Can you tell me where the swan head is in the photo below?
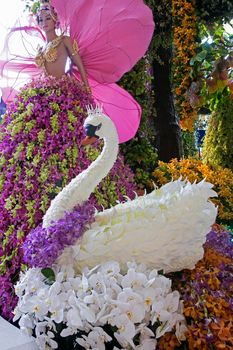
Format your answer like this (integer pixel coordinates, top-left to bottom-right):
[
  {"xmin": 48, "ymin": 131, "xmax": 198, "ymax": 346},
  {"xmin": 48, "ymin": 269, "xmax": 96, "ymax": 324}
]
[{"xmin": 82, "ymin": 105, "xmax": 118, "ymax": 145}]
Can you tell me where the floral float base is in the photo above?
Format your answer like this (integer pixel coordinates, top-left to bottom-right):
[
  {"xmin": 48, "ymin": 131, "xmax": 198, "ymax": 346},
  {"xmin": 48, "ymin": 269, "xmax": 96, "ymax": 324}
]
[{"xmin": 14, "ymin": 261, "xmax": 187, "ymax": 350}]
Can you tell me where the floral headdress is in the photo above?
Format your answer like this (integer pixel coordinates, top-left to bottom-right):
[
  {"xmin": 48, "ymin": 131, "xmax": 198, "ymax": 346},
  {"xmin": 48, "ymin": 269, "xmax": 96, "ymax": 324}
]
[{"xmin": 29, "ymin": 0, "xmax": 59, "ymax": 27}]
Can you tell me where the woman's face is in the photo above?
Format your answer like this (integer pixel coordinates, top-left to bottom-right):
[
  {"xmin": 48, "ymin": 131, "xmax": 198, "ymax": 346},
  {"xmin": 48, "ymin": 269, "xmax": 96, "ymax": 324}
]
[{"xmin": 38, "ymin": 10, "xmax": 56, "ymax": 33}]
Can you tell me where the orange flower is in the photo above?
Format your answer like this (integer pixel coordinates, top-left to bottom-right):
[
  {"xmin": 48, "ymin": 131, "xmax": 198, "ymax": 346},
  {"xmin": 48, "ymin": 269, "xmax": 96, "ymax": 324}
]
[
  {"xmin": 157, "ymin": 332, "xmax": 181, "ymax": 350},
  {"xmin": 210, "ymin": 320, "xmax": 233, "ymax": 342},
  {"xmin": 172, "ymin": 0, "xmax": 198, "ymax": 131}
]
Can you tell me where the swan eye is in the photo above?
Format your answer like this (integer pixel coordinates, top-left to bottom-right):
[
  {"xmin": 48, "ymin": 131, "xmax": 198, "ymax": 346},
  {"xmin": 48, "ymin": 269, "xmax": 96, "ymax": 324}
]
[{"xmin": 84, "ymin": 123, "xmax": 102, "ymax": 137}]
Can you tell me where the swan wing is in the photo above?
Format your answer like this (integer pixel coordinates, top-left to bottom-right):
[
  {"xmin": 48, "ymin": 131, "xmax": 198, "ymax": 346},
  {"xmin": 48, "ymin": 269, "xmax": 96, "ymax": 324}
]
[{"xmin": 58, "ymin": 180, "xmax": 217, "ymax": 273}]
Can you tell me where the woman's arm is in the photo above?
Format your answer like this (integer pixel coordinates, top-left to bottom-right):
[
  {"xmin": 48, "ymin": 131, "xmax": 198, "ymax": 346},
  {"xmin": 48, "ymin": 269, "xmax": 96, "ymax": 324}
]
[{"xmin": 63, "ymin": 36, "xmax": 91, "ymax": 93}]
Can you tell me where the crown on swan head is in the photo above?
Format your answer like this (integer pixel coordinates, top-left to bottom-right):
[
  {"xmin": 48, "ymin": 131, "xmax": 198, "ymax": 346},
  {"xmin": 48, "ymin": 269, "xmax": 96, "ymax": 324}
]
[{"xmin": 86, "ymin": 104, "xmax": 103, "ymax": 116}]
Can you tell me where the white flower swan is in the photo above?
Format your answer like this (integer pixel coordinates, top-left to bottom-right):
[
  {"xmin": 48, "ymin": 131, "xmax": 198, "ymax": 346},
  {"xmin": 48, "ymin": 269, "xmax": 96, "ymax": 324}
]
[{"xmin": 43, "ymin": 106, "xmax": 217, "ymax": 273}]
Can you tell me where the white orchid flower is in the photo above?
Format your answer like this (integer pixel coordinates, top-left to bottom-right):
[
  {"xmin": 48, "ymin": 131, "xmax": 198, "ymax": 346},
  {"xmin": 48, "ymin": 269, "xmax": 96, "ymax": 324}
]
[
  {"xmin": 46, "ymin": 331, "xmax": 58, "ymax": 349},
  {"xmin": 18, "ymin": 313, "xmax": 34, "ymax": 331},
  {"xmin": 83, "ymin": 290, "xmax": 101, "ymax": 306},
  {"xmin": 155, "ymin": 321, "xmax": 173, "ymax": 338},
  {"xmin": 114, "ymin": 331, "xmax": 135, "ymax": 349},
  {"xmin": 116, "ymin": 288, "xmax": 146, "ymax": 323},
  {"xmin": 60, "ymin": 326, "xmax": 77, "ymax": 337},
  {"xmin": 13, "ymin": 305, "xmax": 23, "ymax": 322},
  {"xmin": 153, "ymin": 275, "xmax": 172, "ymax": 295},
  {"xmin": 135, "ymin": 338, "xmax": 157, "ymax": 350},
  {"xmin": 19, "ymin": 294, "xmax": 49, "ymax": 318},
  {"xmin": 138, "ymin": 286, "xmax": 157, "ymax": 311},
  {"xmin": 60, "ymin": 264, "xmax": 75, "ymax": 279},
  {"xmin": 121, "ymin": 268, "xmax": 147, "ymax": 289},
  {"xmin": 36, "ymin": 332, "xmax": 58, "ymax": 350},
  {"xmin": 48, "ymin": 281, "xmax": 62, "ymax": 296},
  {"xmin": 55, "ymin": 271, "xmax": 64, "ymax": 282},
  {"xmin": 66, "ymin": 307, "xmax": 83, "ymax": 328},
  {"xmin": 89, "ymin": 272, "xmax": 107, "ymax": 293},
  {"xmin": 175, "ymin": 321, "xmax": 188, "ymax": 341},
  {"xmin": 112, "ymin": 314, "xmax": 136, "ymax": 345},
  {"xmin": 49, "ymin": 307, "xmax": 64, "ymax": 324},
  {"xmin": 77, "ymin": 327, "xmax": 112, "ymax": 350},
  {"xmin": 78, "ymin": 302, "xmax": 96, "ymax": 323},
  {"xmin": 152, "ymin": 290, "xmax": 181, "ymax": 324},
  {"xmin": 99, "ymin": 260, "xmax": 121, "ymax": 276},
  {"xmin": 35, "ymin": 320, "xmax": 50, "ymax": 337},
  {"xmin": 134, "ymin": 324, "xmax": 157, "ymax": 349}
]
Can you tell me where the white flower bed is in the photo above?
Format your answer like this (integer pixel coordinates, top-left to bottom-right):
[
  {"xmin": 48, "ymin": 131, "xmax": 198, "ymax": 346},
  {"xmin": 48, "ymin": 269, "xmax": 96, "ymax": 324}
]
[{"xmin": 14, "ymin": 261, "xmax": 187, "ymax": 349}]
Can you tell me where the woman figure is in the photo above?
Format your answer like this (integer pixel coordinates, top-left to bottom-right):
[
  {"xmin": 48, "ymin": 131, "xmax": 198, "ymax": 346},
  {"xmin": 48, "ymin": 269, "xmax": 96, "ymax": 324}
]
[
  {"xmin": 0, "ymin": 0, "xmax": 154, "ymax": 319},
  {"xmin": 35, "ymin": 1, "xmax": 91, "ymax": 91}
]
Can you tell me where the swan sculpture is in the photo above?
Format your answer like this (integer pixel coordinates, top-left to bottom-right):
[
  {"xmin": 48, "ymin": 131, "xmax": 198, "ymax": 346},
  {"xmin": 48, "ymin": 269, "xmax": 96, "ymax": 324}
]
[{"xmin": 38, "ymin": 106, "xmax": 218, "ymax": 273}]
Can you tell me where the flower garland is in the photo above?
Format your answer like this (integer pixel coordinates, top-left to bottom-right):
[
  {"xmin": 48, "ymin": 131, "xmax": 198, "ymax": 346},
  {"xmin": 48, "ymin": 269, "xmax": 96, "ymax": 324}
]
[
  {"xmin": 172, "ymin": 0, "xmax": 198, "ymax": 131},
  {"xmin": 153, "ymin": 158, "xmax": 233, "ymax": 221},
  {"xmin": 23, "ymin": 202, "xmax": 95, "ymax": 268}
]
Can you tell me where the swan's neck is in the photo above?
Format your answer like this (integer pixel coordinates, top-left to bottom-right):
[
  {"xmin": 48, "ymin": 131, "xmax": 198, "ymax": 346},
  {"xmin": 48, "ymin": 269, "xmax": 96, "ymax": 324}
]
[{"xmin": 43, "ymin": 131, "xmax": 119, "ymax": 228}]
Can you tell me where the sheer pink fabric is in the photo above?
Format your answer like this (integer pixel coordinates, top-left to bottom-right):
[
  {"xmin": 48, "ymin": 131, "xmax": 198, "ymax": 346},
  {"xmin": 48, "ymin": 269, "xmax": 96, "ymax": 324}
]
[
  {"xmin": 1, "ymin": 25, "xmax": 44, "ymax": 71},
  {"xmin": 1, "ymin": 1, "xmax": 154, "ymax": 142},
  {"xmin": 52, "ymin": 0, "xmax": 154, "ymax": 84},
  {"xmin": 0, "ymin": 24, "xmax": 44, "ymax": 102},
  {"xmin": 1, "ymin": 87, "xmax": 17, "ymax": 103}
]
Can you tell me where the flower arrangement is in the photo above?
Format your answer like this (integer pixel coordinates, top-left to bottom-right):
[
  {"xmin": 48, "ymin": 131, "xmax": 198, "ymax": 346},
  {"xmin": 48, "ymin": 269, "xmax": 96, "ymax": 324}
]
[
  {"xmin": 14, "ymin": 261, "xmax": 187, "ymax": 350},
  {"xmin": 153, "ymin": 158, "xmax": 233, "ymax": 221},
  {"xmin": 0, "ymin": 75, "xmax": 136, "ymax": 319},
  {"xmin": 172, "ymin": 0, "xmax": 198, "ymax": 131},
  {"xmin": 162, "ymin": 224, "xmax": 233, "ymax": 350}
]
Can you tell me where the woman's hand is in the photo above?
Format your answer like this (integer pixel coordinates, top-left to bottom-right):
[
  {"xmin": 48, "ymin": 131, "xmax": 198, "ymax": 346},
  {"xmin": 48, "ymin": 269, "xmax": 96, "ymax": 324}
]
[{"xmin": 83, "ymin": 84, "xmax": 92, "ymax": 94}]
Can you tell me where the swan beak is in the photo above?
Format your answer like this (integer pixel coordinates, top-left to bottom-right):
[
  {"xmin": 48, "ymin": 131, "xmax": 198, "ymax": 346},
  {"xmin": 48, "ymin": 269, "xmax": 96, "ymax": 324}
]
[{"xmin": 81, "ymin": 136, "xmax": 99, "ymax": 146}]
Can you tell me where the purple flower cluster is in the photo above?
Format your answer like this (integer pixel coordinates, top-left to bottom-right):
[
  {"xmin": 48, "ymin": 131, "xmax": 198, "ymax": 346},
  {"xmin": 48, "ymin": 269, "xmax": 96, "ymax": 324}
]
[
  {"xmin": 204, "ymin": 226, "xmax": 233, "ymax": 260},
  {"xmin": 0, "ymin": 75, "xmax": 136, "ymax": 319},
  {"xmin": 23, "ymin": 202, "xmax": 95, "ymax": 268}
]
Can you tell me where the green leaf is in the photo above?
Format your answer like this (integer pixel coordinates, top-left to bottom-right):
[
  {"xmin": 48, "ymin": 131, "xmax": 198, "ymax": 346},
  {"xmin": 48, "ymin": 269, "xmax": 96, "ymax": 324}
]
[
  {"xmin": 41, "ymin": 268, "xmax": 55, "ymax": 282},
  {"xmin": 196, "ymin": 50, "xmax": 208, "ymax": 62},
  {"xmin": 190, "ymin": 57, "xmax": 196, "ymax": 66}
]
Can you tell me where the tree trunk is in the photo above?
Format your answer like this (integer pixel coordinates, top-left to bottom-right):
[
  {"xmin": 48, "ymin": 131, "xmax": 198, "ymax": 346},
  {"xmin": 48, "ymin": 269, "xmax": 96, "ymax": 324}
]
[
  {"xmin": 151, "ymin": 0, "xmax": 183, "ymax": 162},
  {"xmin": 152, "ymin": 48, "xmax": 183, "ymax": 162}
]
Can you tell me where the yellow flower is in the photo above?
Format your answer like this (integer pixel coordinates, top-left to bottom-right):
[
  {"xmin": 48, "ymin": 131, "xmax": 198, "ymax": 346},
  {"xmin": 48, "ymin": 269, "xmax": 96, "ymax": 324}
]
[{"xmin": 153, "ymin": 158, "xmax": 233, "ymax": 221}]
